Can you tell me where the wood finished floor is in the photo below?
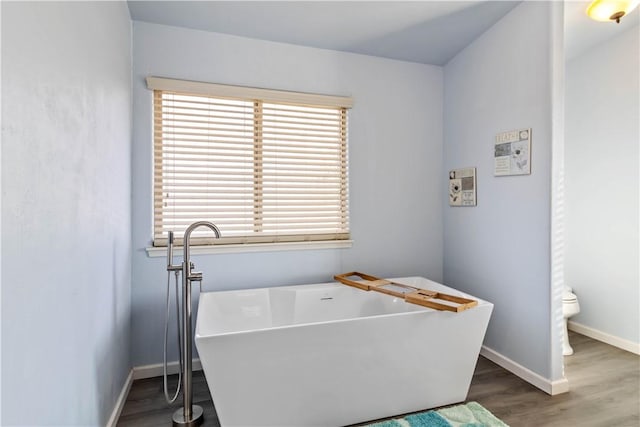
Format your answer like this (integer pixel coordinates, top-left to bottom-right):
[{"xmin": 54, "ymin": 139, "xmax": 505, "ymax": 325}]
[{"xmin": 117, "ymin": 332, "xmax": 639, "ymax": 426}]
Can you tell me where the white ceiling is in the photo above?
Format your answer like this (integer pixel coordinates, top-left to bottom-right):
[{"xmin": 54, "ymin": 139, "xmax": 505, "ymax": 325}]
[
  {"xmin": 127, "ymin": 1, "xmax": 520, "ymax": 65},
  {"xmin": 127, "ymin": 1, "xmax": 640, "ymax": 65}
]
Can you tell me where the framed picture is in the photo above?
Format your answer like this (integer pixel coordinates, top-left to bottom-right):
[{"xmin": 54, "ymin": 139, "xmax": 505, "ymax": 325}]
[
  {"xmin": 494, "ymin": 128, "xmax": 531, "ymax": 176},
  {"xmin": 449, "ymin": 167, "xmax": 476, "ymax": 207}
]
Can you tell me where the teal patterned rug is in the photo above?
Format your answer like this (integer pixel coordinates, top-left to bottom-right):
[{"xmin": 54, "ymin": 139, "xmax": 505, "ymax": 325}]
[{"xmin": 364, "ymin": 402, "xmax": 509, "ymax": 427}]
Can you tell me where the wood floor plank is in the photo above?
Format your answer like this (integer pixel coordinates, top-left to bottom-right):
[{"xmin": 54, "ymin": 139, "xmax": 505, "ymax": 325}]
[{"xmin": 117, "ymin": 332, "xmax": 639, "ymax": 426}]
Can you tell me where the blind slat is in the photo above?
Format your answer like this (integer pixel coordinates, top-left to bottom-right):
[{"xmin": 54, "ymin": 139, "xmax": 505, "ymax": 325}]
[
  {"xmin": 155, "ymin": 165, "xmax": 341, "ymax": 179},
  {"xmin": 155, "ymin": 134, "xmax": 341, "ymax": 146},
  {"xmin": 153, "ymin": 185, "xmax": 345, "ymax": 196},
  {"xmin": 157, "ymin": 139, "xmax": 341, "ymax": 151},
  {"xmin": 157, "ymin": 120, "xmax": 341, "ymax": 133},
  {"xmin": 160, "ymin": 151, "xmax": 342, "ymax": 163}
]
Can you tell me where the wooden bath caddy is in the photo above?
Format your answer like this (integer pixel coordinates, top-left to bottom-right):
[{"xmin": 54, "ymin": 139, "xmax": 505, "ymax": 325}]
[{"xmin": 334, "ymin": 272, "xmax": 478, "ymax": 313}]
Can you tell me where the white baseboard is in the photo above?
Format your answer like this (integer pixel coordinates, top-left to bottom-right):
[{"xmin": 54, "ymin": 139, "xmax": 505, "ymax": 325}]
[
  {"xmin": 133, "ymin": 358, "xmax": 202, "ymax": 380},
  {"xmin": 105, "ymin": 360, "xmax": 203, "ymax": 427},
  {"xmin": 568, "ymin": 321, "xmax": 640, "ymax": 355},
  {"xmin": 480, "ymin": 346, "xmax": 569, "ymax": 396},
  {"xmin": 105, "ymin": 369, "xmax": 133, "ymax": 427}
]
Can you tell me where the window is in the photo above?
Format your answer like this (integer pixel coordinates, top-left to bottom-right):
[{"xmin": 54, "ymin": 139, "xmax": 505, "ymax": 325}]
[{"xmin": 147, "ymin": 77, "xmax": 352, "ymax": 247}]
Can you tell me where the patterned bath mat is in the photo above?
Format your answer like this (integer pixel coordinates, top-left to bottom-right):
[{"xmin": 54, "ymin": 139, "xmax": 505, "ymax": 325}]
[{"xmin": 364, "ymin": 401, "xmax": 509, "ymax": 427}]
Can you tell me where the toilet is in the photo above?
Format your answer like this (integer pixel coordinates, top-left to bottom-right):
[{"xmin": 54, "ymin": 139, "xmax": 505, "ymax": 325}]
[{"xmin": 562, "ymin": 287, "xmax": 580, "ymax": 356}]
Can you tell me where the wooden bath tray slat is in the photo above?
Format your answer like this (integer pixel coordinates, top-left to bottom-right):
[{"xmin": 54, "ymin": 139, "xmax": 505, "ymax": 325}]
[{"xmin": 333, "ymin": 272, "xmax": 477, "ymax": 313}]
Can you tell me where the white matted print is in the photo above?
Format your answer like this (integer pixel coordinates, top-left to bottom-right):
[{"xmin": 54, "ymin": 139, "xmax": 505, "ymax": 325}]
[
  {"xmin": 449, "ymin": 167, "xmax": 476, "ymax": 207},
  {"xmin": 494, "ymin": 128, "xmax": 531, "ymax": 176}
]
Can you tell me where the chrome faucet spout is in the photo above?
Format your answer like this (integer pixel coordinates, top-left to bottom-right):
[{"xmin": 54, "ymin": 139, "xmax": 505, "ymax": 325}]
[{"xmin": 183, "ymin": 221, "xmax": 221, "ymax": 266}]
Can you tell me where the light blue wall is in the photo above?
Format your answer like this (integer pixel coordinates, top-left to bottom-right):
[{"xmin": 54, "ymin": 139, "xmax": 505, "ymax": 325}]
[
  {"xmin": 443, "ymin": 1, "xmax": 557, "ymax": 378},
  {"xmin": 565, "ymin": 26, "xmax": 640, "ymax": 345},
  {"xmin": 131, "ymin": 22, "xmax": 444, "ymax": 366},
  {"xmin": 1, "ymin": 2, "xmax": 132, "ymax": 425}
]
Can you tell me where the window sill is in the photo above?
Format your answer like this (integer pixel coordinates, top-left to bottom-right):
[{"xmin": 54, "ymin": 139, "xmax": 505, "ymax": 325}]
[{"xmin": 145, "ymin": 240, "xmax": 353, "ymax": 257}]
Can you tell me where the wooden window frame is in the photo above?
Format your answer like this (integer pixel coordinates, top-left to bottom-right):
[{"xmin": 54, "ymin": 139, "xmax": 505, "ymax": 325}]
[{"xmin": 148, "ymin": 77, "xmax": 352, "ymax": 247}]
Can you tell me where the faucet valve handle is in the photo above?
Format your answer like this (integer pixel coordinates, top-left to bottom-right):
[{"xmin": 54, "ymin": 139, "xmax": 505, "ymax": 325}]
[{"xmin": 190, "ymin": 271, "xmax": 203, "ymax": 292}]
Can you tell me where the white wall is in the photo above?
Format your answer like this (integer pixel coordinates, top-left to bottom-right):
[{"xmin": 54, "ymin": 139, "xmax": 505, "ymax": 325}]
[
  {"xmin": 131, "ymin": 22, "xmax": 444, "ymax": 366},
  {"xmin": 1, "ymin": 2, "xmax": 132, "ymax": 425},
  {"xmin": 443, "ymin": 1, "xmax": 559, "ymax": 379},
  {"xmin": 565, "ymin": 26, "xmax": 639, "ymax": 346}
]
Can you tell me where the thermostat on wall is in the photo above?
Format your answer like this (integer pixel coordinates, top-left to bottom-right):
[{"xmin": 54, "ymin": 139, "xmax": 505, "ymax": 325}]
[{"xmin": 449, "ymin": 167, "xmax": 476, "ymax": 207}]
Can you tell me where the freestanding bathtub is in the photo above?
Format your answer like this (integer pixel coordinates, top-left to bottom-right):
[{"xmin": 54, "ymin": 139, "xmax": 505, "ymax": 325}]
[{"xmin": 195, "ymin": 277, "xmax": 493, "ymax": 427}]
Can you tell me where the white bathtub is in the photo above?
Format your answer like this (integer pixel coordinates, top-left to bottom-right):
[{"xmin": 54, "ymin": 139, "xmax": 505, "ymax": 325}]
[{"xmin": 195, "ymin": 277, "xmax": 493, "ymax": 427}]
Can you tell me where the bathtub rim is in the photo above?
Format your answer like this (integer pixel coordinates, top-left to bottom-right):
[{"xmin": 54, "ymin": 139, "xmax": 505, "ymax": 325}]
[{"xmin": 195, "ymin": 276, "xmax": 492, "ymax": 339}]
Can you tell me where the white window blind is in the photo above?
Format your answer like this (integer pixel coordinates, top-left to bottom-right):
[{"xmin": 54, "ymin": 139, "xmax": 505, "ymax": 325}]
[{"xmin": 148, "ymin": 77, "xmax": 352, "ymax": 247}]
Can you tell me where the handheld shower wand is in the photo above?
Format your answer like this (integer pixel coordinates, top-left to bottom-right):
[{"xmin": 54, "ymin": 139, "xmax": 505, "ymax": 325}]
[{"xmin": 163, "ymin": 231, "xmax": 183, "ymax": 405}]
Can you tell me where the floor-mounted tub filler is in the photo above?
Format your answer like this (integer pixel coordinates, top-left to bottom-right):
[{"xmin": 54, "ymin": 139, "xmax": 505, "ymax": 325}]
[
  {"xmin": 195, "ymin": 276, "xmax": 493, "ymax": 427},
  {"xmin": 165, "ymin": 221, "xmax": 221, "ymax": 427}
]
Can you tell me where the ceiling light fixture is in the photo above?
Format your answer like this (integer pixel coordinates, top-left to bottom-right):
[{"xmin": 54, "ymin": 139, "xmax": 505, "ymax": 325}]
[{"xmin": 586, "ymin": 0, "xmax": 640, "ymax": 23}]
